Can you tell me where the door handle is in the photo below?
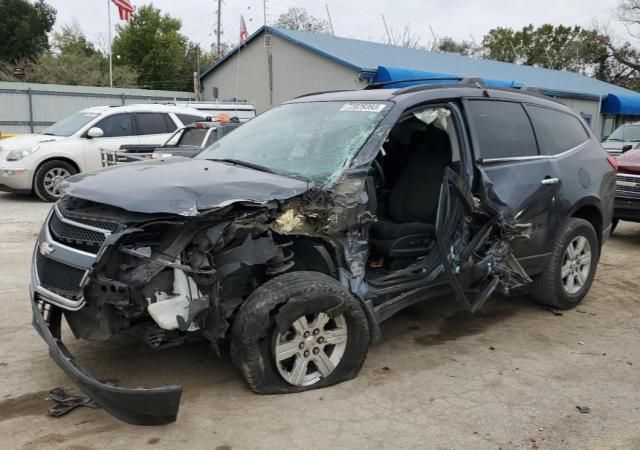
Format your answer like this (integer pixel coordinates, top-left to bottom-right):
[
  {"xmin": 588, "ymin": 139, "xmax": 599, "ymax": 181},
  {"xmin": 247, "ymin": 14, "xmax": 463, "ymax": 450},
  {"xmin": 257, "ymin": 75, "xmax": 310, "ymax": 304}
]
[{"xmin": 541, "ymin": 177, "xmax": 560, "ymax": 185}]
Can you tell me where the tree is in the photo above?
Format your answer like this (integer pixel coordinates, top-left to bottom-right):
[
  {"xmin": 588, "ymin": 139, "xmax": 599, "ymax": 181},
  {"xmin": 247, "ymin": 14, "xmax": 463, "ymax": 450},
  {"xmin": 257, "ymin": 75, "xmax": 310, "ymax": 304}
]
[
  {"xmin": 385, "ymin": 23, "xmax": 422, "ymax": 49},
  {"xmin": 112, "ymin": 5, "xmax": 188, "ymax": 90},
  {"xmin": 436, "ymin": 37, "xmax": 477, "ymax": 56},
  {"xmin": 482, "ymin": 24, "xmax": 608, "ymax": 73},
  {"xmin": 0, "ymin": 0, "xmax": 56, "ymax": 63},
  {"xmin": 0, "ymin": 22, "xmax": 138, "ymax": 87},
  {"xmin": 274, "ymin": 7, "xmax": 331, "ymax": 34},
  {"xmin": 53, "ymin": 22, "xmax": 97, "ymax": 56}
]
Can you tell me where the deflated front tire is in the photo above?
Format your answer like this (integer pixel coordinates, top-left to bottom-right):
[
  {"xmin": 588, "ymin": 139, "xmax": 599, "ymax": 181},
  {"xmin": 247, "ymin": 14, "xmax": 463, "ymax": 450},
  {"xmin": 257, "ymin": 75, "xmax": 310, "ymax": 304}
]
[{"xmin": 230, "ymin": 271, "xmax": 370, "ymax": 394}]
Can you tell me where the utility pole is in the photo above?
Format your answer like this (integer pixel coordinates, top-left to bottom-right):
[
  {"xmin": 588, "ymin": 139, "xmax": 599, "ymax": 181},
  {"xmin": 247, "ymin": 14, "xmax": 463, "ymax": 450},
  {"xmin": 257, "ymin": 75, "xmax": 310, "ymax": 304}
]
[
  {"xmin": 382, "ymin": 15, "xmax": 393, "ymax": 45},
  {"xmin": 263, "ymin": 0, "xmax": 267, "ymax": 27},
  {"xmin": 325, "ymin": 4, "xmax": 335, "ymax": 36},
  {"xmin": 216, "ymin": 0, "xmax": 222, "ymax": 58}
]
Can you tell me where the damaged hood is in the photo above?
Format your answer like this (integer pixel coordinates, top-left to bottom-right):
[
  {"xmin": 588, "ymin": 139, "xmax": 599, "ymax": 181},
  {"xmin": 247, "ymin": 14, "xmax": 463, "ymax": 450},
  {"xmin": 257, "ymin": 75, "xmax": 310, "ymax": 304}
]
[{"xmin": 62, "ymin": 157, "xmax": 310, "ymax": 215}]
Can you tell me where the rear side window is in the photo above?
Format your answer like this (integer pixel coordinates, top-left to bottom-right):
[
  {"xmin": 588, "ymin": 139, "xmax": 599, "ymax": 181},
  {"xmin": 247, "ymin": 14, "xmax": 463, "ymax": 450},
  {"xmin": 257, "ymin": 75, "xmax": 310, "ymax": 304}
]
[
  {"xmin": 467, "ymin": 100, "xmax": 538, "ymax": 160},
  {"xmin": 95, "ymin": 113, "xmax": 134, "ymax": 137},
  {"xmin": 178, "ymin": 128, "xmax": 208, "ymax": 146},
  {"xmin": 135, "ymin": 113, "xmax": 171, "ymax": 135},
  {"xmin": 525, "ymin": 105, "xmax": 590, "ymax": 155},
  {"xmin": 177, "ymin": 114, "xmax": 204, "ymax": 126}
]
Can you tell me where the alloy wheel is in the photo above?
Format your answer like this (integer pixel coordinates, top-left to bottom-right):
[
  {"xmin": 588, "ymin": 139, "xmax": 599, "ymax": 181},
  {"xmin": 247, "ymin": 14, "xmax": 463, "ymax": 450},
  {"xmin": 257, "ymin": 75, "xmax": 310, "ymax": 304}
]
[
  {"xmin": 561, "ymin": 235, "xmax": 592, "ymax": 295},
  {"xmin": 274, "ymin": 312, "xmax": 348, "ymax": 386},
  {"xmin": 43, "ymin": 167, "xmax": 71, "ymax": 198}
]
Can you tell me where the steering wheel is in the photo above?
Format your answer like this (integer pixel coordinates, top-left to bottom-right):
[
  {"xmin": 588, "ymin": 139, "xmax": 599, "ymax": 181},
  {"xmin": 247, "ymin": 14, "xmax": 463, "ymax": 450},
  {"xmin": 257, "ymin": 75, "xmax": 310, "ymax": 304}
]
[{"xmin": 369, "ymin": 158, "xmax": 386, "ymax": 190}]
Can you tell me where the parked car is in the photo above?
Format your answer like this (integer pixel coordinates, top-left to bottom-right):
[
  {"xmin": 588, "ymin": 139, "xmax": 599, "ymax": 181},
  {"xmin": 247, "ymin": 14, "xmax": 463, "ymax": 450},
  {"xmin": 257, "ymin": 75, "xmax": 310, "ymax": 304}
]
[
  {"xmin": 172, "ymin": 101, "xmax": 256, "ymax": 122},
  {"xmin": 607, "ymin": 147, "xmax": 640, "ymax": 231},
  {"xmin": 602, "ymin": 122, "xmax": 640, "ymax": 154},
  {"xmin": 151, "ymin": 117, "xmax": 242, "ymax": 159},
  {"xmin": 0, "ymin": 104, "xmax": 208, "ymax": 201},
  {"xmin": 30, "ymin": 82, "xmax": 615, "ymax": 425},
  {"xmin": 100, "ymin": 117, "xmax": 242, "ymax": 166}
]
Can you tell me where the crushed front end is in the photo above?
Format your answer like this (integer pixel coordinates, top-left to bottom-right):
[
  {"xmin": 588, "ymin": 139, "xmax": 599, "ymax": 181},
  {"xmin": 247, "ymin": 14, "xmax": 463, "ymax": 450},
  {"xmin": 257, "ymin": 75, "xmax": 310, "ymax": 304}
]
[{"xmin": 30, "ymin": 196, "xmax": 303, "ymax": 425}]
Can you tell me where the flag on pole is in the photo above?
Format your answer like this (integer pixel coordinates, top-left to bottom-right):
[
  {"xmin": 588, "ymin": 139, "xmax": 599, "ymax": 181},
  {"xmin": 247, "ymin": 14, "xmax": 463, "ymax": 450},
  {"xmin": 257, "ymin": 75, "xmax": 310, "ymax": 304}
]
[
  {"xmin": 240, "ymin": 15, "xmax": 249, "ymax": 45},
  {"xmin": 112, "ymin": 0, "xmax": 135, "ymax": 21}
]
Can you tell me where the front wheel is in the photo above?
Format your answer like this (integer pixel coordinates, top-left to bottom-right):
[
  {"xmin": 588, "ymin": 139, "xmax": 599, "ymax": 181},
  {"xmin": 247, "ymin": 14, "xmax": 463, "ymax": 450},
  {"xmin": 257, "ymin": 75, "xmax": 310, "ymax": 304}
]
[
  {"xmin": 33, "ymin": 160, "xmax": 77, "ymax": 202},
  {"xmin": 532, "ymin": 218, "xmax": 599, "ymax": 309},
  {"xmin": 230, "ymin": 271, "xmax": 370, "ymax": 394}
]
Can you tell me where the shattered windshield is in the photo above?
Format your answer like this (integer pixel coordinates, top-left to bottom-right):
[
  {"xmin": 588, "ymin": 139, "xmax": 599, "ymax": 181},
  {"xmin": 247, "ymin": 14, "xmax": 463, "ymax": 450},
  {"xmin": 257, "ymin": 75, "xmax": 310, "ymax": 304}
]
[{"xmin": 196, "ymin": 101, "xmax": 391, "ymax": 185}]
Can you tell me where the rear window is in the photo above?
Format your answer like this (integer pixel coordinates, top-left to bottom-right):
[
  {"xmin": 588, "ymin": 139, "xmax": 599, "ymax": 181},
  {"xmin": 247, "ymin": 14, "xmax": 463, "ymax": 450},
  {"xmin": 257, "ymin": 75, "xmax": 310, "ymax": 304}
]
[
  {"xmin": 467, "ymin": 100, "xmax": 538, "ymax": 160},
  {"xmin": 178, "ymin": 128, "xmax": 209, "ymax": 147},
  {"xmin": 136, "ymin": 113, "xmax": 171, "ymax": 135},
  {"xmin": 525, "ymin": 105, "xmax": 589, "ymax": 155}
]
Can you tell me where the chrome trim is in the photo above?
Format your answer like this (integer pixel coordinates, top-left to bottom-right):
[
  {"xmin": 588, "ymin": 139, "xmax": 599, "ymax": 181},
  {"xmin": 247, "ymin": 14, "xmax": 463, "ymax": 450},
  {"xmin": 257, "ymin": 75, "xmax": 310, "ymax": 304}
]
[
  {"xmin": 44, "ymin": 214, "xmax": 98, "ymax": 258},
  {"xmin": 541, "ymin": 177, "xmax": 560, "ymax": 185},
  {"xmin": 53, "ymin": 204, "xmax": 113, "ymax": 235},
  {"xmin": 32, "ymin": 250, "xmax": 86, "ymax": 311},
  {"xmin": 616, "ymin": 173, "xmax": 640, "ymax": 180},
  {"xmin": 479, "ymin": 140, "xmax": 589, "ymax": 165}
]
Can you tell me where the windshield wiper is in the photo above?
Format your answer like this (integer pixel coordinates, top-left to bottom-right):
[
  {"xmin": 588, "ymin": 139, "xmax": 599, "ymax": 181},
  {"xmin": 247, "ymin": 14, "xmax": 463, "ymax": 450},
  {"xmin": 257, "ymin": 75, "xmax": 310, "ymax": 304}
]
[
  {"xmin": 208, "ymin": 158, "xmax": 279, "ymax": 175},
  {"xmin": 42, "ymin": 132, "xmax": 56, "ymax": 136}
]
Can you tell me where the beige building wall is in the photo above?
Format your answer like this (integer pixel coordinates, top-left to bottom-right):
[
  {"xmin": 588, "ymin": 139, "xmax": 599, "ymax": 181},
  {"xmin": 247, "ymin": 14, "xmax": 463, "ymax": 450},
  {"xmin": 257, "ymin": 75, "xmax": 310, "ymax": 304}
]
[{"xmin": 201, "ymin": 33, "xmax": 366, "ymax": 113}]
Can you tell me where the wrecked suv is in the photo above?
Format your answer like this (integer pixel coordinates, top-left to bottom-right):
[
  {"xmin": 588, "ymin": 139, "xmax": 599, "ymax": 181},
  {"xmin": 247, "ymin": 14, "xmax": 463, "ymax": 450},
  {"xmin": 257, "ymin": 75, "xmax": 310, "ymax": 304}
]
[{"xmin": 30, "ymin": 82, "xmax": 615, "ymax": 425}]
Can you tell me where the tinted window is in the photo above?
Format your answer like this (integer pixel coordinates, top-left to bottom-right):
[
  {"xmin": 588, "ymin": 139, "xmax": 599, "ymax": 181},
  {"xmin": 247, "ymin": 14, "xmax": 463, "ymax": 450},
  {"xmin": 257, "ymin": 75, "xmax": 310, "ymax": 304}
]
[
  {"xmin": 177, "ymin": 114, "xmax": 204, "ymax": 126},
  {"xmin": 95, "ymin": 113, "xmax": 134, "ymax": 137},
  {"xmin": 136, "ymin": 113, "xmax": 170, "ymax": 135},
  {"xmin": 164, "ymin": 114, "xmax": 178, "ymax": 132},
  {"xmin": 178, "ymin": 128, "xmax": 208, "ymax": 146},
  {"xmin": 468, "ymin": 100, "xmax": 538, "ymax": 159},
  {"xmin": 526, "ymin": 105, "xmax": 589, "ymax": 155},
  {"xmin": 205, "ymin": 129, "xmax": 221, "ymax": 146}
]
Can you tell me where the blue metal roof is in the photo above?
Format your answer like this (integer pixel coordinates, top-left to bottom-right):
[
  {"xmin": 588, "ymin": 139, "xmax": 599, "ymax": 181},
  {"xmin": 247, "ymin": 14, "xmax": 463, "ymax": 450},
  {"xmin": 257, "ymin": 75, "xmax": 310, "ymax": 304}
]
[{"xmin": 201, "ymin": 26, "xmax": 640, "ymax": 115}]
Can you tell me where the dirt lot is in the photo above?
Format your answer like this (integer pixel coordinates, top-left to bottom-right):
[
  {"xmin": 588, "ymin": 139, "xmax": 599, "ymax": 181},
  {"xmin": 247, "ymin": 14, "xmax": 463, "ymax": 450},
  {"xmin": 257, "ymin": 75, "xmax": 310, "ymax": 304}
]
[{"xmin": 0, "ymin": 192, "xmax": 639, "ymax": 450}]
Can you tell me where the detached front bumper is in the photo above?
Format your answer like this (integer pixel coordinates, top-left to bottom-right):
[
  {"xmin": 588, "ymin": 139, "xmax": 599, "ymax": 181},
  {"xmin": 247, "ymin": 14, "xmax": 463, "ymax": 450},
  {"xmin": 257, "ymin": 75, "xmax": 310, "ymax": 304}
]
[{"xmin": 30, "ymin": 208, "xmax": 183, "ymax": 425}]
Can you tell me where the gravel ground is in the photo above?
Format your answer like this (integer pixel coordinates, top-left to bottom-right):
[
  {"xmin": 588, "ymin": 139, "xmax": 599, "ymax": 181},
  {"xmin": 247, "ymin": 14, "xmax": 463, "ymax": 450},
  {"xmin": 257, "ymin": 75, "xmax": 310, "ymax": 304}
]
[{"xmin": 0, "ymin": 192, "xmax": 639, "ymax": 450}]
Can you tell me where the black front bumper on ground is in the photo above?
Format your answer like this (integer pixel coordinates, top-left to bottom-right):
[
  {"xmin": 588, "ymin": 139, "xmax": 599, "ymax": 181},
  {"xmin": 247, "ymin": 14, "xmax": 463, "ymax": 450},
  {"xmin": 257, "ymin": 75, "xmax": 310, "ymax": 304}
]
[{"xmin": 30, "ymin": 291, "xmax": 183, "ymax": 426}]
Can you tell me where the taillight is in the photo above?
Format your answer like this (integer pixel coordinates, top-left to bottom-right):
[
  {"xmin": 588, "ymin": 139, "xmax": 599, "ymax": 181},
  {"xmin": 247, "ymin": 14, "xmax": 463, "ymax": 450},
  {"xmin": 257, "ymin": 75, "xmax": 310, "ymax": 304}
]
[{"xmin": 607, "ymin": 154, "xmax": 618, "ymax": 172}]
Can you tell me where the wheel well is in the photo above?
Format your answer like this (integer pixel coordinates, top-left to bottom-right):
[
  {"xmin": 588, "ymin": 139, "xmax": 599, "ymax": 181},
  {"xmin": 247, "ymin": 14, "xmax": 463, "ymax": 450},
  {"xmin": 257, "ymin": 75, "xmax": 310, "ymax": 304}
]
[
  {"xmin": 571, "ymin": 205, "xmax": 602, "ymax": 247},
  {"xmin": 33, "ymin": 158, "xmax": 80, "ymax": 187}
]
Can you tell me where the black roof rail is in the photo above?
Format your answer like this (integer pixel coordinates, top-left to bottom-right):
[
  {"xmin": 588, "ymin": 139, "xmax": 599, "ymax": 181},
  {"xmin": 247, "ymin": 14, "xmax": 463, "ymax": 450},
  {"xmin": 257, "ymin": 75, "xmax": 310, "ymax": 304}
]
[
  {"xmin": 295, "ymin": 89, "xmax": 351, "ymax": 99},
  {"xmin": 364, "ymin": 77, "xmax": 467, "ymax": 90}
]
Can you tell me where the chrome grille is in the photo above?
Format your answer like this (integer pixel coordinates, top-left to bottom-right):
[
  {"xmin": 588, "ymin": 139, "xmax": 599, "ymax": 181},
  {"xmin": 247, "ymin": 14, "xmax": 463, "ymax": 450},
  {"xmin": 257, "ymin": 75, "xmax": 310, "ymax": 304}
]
[
  {"xmin": 49, "ymin": 212, "xmax": 106, "ymax": 246},
  {"xmin": 47, "ymin": 207, "xmax": 116, "ymax": 253},
  {"xmin": 36, "ymin": 253, "xmax": 86, "ymax": 298},
  {"xmin": 616, "ymin": 174, "xmax": 640, "ymax": 197}
]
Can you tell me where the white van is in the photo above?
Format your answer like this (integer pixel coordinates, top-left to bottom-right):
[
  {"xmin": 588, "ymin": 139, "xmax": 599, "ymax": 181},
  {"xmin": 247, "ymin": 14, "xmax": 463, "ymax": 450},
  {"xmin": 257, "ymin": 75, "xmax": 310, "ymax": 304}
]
[
  {"xmin": 173, "ymin": 102, "xmax": 256, "ymax": 123},
  {"xmin": 0, "ymin": 104, "xmax": 208, "ymax": 201}
]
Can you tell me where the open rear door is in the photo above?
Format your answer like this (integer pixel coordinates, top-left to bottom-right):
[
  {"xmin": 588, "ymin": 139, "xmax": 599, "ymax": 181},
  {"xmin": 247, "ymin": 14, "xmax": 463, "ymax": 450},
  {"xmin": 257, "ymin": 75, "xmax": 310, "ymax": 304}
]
[{"xmin": 435, "ymin": 168, "xmax": 531, "ymax": 313}]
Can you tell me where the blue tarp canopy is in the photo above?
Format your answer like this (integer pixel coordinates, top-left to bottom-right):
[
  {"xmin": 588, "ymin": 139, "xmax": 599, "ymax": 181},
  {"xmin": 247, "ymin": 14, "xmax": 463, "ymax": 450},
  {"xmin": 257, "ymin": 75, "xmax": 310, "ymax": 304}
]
[
  {"xmin": 602, "ymin": 93, "xmax": 640, "ymax": 115},
  {"xmin": 374, "ymin": 66, "xmax": 523, "ymax": 89}
]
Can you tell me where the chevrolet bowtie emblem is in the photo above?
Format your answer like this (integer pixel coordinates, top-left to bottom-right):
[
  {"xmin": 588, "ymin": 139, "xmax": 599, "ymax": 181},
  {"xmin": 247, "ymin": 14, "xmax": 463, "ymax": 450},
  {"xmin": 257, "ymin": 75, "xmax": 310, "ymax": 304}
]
[{"xmin": 39, "ymin": 241, "xmax": 55, "ymax": 256}]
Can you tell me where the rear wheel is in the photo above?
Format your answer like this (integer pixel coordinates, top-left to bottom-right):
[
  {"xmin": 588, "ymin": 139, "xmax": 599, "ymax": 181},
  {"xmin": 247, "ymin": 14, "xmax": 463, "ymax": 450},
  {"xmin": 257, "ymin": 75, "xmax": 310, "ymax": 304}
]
[
  {"xmin": 230, "ymin": 271, "xmax": 370, "ymax": 394},
  {"xmin": 532, "ymin": 218, "xmax": 599, "ymax": 309},
  {"xmin": 33, "ymin": 160, "xmax": 77, "ymax": 202}
]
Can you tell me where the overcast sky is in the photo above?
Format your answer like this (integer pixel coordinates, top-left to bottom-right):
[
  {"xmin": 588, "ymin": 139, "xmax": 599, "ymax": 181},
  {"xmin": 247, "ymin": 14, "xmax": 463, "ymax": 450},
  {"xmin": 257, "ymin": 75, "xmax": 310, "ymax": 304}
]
[{"xmin": 46, "ymin": 0, "xmax": 632, "ymax": 51}]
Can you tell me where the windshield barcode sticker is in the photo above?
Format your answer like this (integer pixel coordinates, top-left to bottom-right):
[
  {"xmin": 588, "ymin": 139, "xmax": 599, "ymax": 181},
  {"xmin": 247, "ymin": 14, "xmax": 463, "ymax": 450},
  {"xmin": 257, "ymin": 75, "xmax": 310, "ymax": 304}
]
[{"xmin": 340, "ymin": 103, "xmax": 386, "ymax": 113}]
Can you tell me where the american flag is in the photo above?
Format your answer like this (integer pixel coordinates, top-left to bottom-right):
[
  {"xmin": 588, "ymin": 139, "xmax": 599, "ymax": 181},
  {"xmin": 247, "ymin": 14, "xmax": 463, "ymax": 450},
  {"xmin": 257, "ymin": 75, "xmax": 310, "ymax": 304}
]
[
  {"xmin": 112, "ymin": 0, "xmax": 135, "ymax": 21},
  {"xmin": 240, "ymin": 15, "xmax": 249, "ymax": 44}
]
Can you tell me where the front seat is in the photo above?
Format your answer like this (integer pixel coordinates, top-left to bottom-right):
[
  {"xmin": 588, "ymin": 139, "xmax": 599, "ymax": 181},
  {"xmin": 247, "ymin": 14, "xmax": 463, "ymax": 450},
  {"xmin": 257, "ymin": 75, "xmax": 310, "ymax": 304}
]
[{"xmin": 370, "ymin": 125, "xmax": 452, "ymax": 260}]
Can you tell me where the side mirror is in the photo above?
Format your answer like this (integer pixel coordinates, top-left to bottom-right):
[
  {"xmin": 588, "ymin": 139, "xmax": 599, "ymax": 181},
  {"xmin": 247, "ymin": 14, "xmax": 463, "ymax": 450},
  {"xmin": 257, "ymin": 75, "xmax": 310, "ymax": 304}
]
[
  {"xmin": 622, "ymin": 144, "xmax": 633, "ymax": 153},
  {"xmin": 87, "ymin": 127, "xmax": 104, "ymax": 138}
]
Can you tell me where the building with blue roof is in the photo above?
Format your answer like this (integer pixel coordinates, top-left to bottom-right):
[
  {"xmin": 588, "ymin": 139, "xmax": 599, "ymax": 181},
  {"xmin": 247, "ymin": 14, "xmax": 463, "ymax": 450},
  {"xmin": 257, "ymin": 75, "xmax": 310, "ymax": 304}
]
[{"xmin": 200, "ymin": 26, "xmax": 640, "ymax": 138}]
